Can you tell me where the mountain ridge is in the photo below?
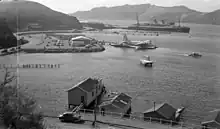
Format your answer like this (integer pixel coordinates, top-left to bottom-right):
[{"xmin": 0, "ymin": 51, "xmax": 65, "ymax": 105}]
[
  {"xmin": 71, "ymin": 4, "xmax": 220, "ymax": 25},
  {"xmin": 0, "ymin": 0, "xmax": 82, "ymax": 32}
]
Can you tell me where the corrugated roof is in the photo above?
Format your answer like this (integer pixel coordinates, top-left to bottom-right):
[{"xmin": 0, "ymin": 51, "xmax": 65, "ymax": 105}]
[
  {"xmin": 114, "ymin": 93, "xmax": 132, "ymax": 103},
  {"xmin": 202, "ymin": 110, "xmax": 220, "ymax": 124},
  {"xmin": 100, "ymin": 93, "xmax": 131, "ymax": 109},
  {"xmin": 67, "ymin": 78, "xmax": 99, "ymax": 93},
  {"xmin": 144, "ymin": 103, "xmax": 176, "ymax": 119}
]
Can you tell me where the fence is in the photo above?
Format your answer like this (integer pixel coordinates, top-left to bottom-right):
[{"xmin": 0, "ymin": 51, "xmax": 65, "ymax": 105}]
[{"xmin": 70, "ymin": 108, "xmax": 213, "ymax": 129}]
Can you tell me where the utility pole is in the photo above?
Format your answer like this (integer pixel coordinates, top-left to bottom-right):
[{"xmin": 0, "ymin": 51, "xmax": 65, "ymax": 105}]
[{"xmin": 93, "ymin": 83, "xmax": 98, "ymax": 127}]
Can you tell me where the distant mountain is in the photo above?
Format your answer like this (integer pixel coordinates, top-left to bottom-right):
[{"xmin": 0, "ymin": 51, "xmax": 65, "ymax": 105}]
[
  {"xmin": 71, "ymin": 4, "xmax": 220, "ymax": 25},
  {"xmin": 182, "ymin": 9, "xmax": 220, "ymax": 25},
  {"xmin": 0, "ymin": 0, "xmax": 82, "ymax": 32}
]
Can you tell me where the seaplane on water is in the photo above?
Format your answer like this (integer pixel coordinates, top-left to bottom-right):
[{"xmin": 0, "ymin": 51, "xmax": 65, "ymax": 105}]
[
  {"xmin": 110, "ymin": 34, "xmax": 157, "ymax": 49},
  {"xmin": 110, "ymin": 33, "xmax": 135, "ymax": 48},
  {"xmin": 140, "ymin": 55, "xmax": 154, "ymax": 67},
  {"xmin": 134, "ymin": 40, "xmax": 157, "ymax": 50}
]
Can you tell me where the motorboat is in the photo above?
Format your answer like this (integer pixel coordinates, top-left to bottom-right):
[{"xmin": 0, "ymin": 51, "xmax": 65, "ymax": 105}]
[
  {"xmin": 188, "ymin": 52, "xmax": 202, "ymax": 58},
  {"xmin": 135, "ymin": 40, "xmax": 157, "ymax": 50},
  {"xmin": 140, "ymin": 55, "xmax": 154, "ymax": 67},
  {"xmin": 175, "ymin": 107, "xmax": 185, "ymax": 121}
]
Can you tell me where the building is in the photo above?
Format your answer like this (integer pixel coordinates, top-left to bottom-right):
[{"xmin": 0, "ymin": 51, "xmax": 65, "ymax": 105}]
[
  {"xmin": 99, "ymin": 93, "xmax": 132, "ymax": 116},
  {"xmin": 66, "ymin": 78, "xmax": 104, "ymax": 109},
  {"xmin": 70, "ymin": 36, "xmax": 95, "ymax": 47},
  {"xmin": 143, "ymin": 103, "xmax": 177, "ymax": 122},
  {"xmin": 202, "ymin": 110, "xmax": 220, "ymax": 129}
]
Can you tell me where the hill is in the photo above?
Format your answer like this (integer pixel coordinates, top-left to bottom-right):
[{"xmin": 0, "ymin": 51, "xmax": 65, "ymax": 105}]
[
  {"xmin": 0, "ymin": 0, "xmax": 82, "ymax": 32},
  {"xmin": 182, "ymin": 9, "xmax": 220, "ymax": 25},
  {"xmin": 71, "ymin": 4, "xmax": 220, "ymax": 25}
]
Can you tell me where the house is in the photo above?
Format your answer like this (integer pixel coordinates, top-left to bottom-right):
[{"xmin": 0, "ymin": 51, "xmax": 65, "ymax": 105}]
[
  {"xmin": 99, "ymin": 93, "xmax": 132, "ymax": 116},
  {"xmin": 143, "ymin": 103, "xmax": 177, "ymax": 122},
  {"xmin": 70, "ymin": 36, "xmax": 94, "ymax": 47},
  {"xmin": 66, "ymin": 78, "xmax": 104, "ymax": 109},
  {"xmin": 202, "ymin": 110, "xmax": 220, "ymax": 129}
]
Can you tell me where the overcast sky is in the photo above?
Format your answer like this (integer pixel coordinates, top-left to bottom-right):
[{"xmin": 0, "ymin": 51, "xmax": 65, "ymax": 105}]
[{"xmin": 25, "ymin": 0, "xmax": 220, "ymax": 13}]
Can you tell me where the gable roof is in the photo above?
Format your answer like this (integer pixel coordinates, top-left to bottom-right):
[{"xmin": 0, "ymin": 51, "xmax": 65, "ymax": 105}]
[
  {"xmin": 114, "ymin": 93, "xmax": 132, "ymax": 104},
  {"xmin": 202, "ymin": 110, "xmax": 220, "ymax": 125},
  {"xmin": 67, "ymin": 78, "xmax": 99, "ymax": 93},
  {"xmin": 144, "ymin": 103, "xmax": 176, "ymax": 119},
  {"xmin": 100, "ymin": 93, "xmax": 132, "ymax": 110}
]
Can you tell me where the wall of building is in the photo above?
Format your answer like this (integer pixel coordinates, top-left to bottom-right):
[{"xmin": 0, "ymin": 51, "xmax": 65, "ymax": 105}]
[
  {"xmin": 86, "ymin": 82, "xmax": 103, "ymax": 106},
  {"xmin": 68, "ymin": 88, "xmax": 86, "ymax": 106},
  {"xmin": 144, "ymin": 112, "xmax": 165, "ymax": 121}
]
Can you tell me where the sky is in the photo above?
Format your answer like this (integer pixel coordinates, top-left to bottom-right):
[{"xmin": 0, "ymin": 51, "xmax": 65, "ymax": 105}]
[{"xmin": 5, "ymin": 0, "xmax": 220, "ymax": 14}]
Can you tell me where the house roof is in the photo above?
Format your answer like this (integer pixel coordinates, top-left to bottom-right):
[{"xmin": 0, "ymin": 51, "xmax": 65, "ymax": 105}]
[
  {"xmin": 202, "ymin": 110, "xmax": 220, "ymax": 125},
  {"xmin": 67, "ymin": 78, "xmax": 99, "ymax": 93},
  {"xmin": 143, "ymin": 103, "xmax": 176, "ymax": 119},
  {"xmin": 71, "ymin": 36, "xmax": 93, "ymax": 41},
  {"xmin": 100, "ymin": 93, "xmax": 132, "ymax": 110}
]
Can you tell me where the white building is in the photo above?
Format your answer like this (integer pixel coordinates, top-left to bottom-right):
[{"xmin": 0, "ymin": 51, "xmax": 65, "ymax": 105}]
[{"xmin": 70, "ymin": 36, "xmax": 94, "ymax": 47}]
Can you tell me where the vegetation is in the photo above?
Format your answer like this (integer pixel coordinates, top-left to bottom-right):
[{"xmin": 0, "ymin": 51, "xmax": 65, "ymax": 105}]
[
  {"xmin": 0, "ymin": 68, "xmax": 45, "ymax": 129},
  {"xmin": 0, "ymin": 0, "xmax": 82, "ymax": 32}
]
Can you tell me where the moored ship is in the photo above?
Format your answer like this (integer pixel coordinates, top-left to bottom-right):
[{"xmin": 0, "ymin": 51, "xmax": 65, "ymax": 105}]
[{"xmin": 127, "ymin": 14, "xmax": 190, "ymax": 33}]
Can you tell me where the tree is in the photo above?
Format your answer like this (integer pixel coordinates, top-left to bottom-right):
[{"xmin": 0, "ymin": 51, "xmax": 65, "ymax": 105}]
[{"xmin": 0, "ymin": 68, "xmax": 45, "ymax": 129}]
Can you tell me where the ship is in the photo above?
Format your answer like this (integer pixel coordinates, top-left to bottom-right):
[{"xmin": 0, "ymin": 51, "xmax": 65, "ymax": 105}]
[{"xmin": 127, "ymin": 13, "xmax": 190, "ymax": 33}]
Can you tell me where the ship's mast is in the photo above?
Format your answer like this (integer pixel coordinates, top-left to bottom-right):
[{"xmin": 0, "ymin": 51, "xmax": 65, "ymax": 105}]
[{"xmin": 136, "ymin": 12, "xmax": 139, "ymax": 31}]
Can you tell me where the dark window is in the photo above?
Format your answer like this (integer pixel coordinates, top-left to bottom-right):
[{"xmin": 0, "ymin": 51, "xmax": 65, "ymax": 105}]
[
  {"xmin": 81, "ymin": 96, "xmax": 84, "ymax": 103},
  {"xmin": 92, "ymin": 92, "xmax": 94, "ymax": 96}
]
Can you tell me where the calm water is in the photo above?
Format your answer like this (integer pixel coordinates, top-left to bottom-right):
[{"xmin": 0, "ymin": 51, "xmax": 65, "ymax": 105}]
[{"xmin": 0, "ymin": 22, "xmax": 220, "ymax": 125}]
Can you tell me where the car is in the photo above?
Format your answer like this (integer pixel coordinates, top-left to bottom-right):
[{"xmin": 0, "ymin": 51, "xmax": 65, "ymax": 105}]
[{"xmin": 58, "ymin": 112, "xmax": 85, "ymax": 123}]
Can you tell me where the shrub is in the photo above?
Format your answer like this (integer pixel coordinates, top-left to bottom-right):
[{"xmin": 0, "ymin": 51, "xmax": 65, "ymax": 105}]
[{"xmin": 0, "ymin": 68, "xmax": 46, "ymax": 129}]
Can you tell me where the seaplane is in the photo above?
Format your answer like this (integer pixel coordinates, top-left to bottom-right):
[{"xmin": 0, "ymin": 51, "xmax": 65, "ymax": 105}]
[
  {"xmin": 111, "ymin": 33, "xmax": 157, "ymax": 50},
  {"xmin": 110, "ymin": 33, "xmax": 136, "ymax": 48},
  {"xmin": 134, "ymin": 40, "xmax": 157, "ymax": 50},
  {"xmin": 140, "ymin": 55, "xmax": 154, "ymax": 67}
]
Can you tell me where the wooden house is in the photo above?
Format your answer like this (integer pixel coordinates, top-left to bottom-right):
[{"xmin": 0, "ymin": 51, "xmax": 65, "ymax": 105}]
[
  {"xmin": 66, "ymin": 78, "xmax": 104, "ymax": 109},
  {"xmin": 99, "ymin": 93, "xmax": 132, "ymax": 116},
  {"xmin": 143, "ymin": 103, "xmax": 177, "ymax": 122},
  {"xmin": 202, "ymin": 110, "xmax": 220, "ymax": 129}
]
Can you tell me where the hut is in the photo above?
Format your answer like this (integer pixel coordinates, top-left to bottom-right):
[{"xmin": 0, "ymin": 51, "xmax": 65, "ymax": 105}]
[
  {"xmin": 66, "ymin": 78, "xmax": 104, "ymax": 109},
  {"xmin": 143, "ymin": 103, "xmax": 177, "ymax": 123},
  {"xmin": 202, "ymin": 110, "xmax": 220, "ymax": 129},
  {"xmin": 99, "ymin": 93, "xmax": 132, "ymax": 116}
]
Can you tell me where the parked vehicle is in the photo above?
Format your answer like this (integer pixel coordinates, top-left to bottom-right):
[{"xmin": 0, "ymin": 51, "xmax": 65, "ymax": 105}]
[{"xmin": 58, "ymin": 112, "xmax": 85, "ymax": 123}]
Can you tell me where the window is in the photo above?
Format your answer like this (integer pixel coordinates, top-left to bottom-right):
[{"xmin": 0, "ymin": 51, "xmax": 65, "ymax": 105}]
[
  {"xmin": 81, "ymin": 96, "xmax": 84, "ymax": 103},
  {"xmin": 92, "ymin": 92, "xmax": 94, "ymax": 96}
]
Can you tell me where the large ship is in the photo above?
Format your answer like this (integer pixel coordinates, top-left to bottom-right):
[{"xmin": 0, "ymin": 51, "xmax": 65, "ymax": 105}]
[{"xmin": 127, "ymin": 14, "xmax": 190, "ymax": 33}]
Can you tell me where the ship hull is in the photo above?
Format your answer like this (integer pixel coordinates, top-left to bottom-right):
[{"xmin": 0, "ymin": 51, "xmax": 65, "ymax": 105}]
[{"xmin": 127, "ymin": 26, "xmax": 190, "ymax": 33}]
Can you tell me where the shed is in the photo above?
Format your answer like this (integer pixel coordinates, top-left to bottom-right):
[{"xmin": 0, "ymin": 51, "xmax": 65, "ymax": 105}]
[
  {"xmin": 143, "ymin": 103, "xmax": 177, "ymax": 122},
  {"xmin": 66, "ymin": 78, "xmax": 104, "ymax": 109},
  {"xmin": 202, "ymin": 110, "xmax": 220, "ymax": 129},
  {"xmin": 99, "ymin": 93, "xmax": 132, "ymax": 116},
  {"xmin": 70, "ymin": 36, "xmax": 93, "ymax": 47}
]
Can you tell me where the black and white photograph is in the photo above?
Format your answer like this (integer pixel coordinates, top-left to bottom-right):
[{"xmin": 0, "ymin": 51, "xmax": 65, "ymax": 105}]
[{"xmin": 0, "ymin": 0, "xmax": 219, "ymax": 128}]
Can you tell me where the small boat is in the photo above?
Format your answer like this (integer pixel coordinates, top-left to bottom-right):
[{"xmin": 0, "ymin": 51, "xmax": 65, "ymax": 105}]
[
  {"xmin": 188, "ymin": 52, "xmax": 202, "ymax": 58},
  {"xmin": 175, "ymin": 107, "xmax": 185, "ymax": 121},
  {"xmin": 140, "ymin": 55, "xmax": 154, "ymax": 67}
]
